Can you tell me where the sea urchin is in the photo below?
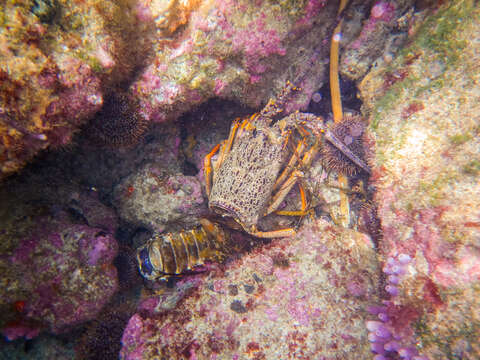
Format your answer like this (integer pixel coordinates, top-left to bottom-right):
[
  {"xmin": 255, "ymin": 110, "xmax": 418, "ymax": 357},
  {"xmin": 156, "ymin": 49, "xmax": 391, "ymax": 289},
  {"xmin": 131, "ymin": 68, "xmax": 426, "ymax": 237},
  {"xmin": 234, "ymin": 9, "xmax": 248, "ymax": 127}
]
[
  {"xmin": 322, "ymin": 114, "xmax": 366, "ymax": 176},
  {"xmin": 87, "ymin": 92, "xmax": 147, "ymax": 147}
]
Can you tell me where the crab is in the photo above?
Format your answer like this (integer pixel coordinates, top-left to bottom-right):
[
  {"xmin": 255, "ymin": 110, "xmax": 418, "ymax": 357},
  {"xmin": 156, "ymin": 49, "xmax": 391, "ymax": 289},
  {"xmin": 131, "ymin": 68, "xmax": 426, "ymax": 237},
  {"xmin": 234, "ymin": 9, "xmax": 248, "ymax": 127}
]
[{"xmin": 203, "ymin": 82, "xmax": 370, "ymax": 238}]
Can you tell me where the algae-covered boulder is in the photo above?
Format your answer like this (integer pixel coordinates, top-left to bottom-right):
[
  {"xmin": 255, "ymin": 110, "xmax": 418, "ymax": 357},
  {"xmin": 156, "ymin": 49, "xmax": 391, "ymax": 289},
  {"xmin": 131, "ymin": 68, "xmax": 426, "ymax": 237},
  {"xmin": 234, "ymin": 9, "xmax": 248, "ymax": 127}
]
[
  {"xmin": 0, "ymin": 0, "xmax": 149, "ymax": 180},
  {"xmin": 2, "ymin": 0, "xmax": 419, "ymax": 182},
  {"xmin": 120, "ymin": 219, "xmax": 380, "ymax": 360},
  {"xmin": 360, "ymin": 1, "xmax": 480, "ymax": 358}
]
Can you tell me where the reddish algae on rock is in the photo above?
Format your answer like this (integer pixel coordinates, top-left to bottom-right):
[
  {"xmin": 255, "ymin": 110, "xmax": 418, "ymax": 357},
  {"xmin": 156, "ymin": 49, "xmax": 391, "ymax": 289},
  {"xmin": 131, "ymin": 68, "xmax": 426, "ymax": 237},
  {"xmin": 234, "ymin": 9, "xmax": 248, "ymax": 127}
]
[
  {"xmin": 360, "ymin": 1, "xmax": 480, "ymax": 358},
  {"xmin": 120, "ymin": 219, "xmax": 380, "ymax": 359}
]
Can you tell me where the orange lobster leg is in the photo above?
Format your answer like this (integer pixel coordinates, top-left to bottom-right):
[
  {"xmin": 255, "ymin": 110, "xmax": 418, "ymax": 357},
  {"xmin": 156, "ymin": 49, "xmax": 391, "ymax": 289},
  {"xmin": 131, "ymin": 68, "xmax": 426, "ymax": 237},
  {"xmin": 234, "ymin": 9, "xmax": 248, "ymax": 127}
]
[
  {"xmin": 275, "ymin": 182, "xmax": 309, "ymax": 216},
  {"xmin": 273, "ymin": 139, "xmax": 307, "ymax": 192},
  {"xmin": 266, "ymin": 170, "xmax": 303, "ymax": 216},
  {"xmin": 203, "ymin": 143, "xmax": 221, "ymax": 197},
  {"xmin": 214, "ymin": 119, "xmax": 241, "ymax": 173},
  {"xmin": 248, "ymin": 225, "xmax": 296, "ymax": 239}
]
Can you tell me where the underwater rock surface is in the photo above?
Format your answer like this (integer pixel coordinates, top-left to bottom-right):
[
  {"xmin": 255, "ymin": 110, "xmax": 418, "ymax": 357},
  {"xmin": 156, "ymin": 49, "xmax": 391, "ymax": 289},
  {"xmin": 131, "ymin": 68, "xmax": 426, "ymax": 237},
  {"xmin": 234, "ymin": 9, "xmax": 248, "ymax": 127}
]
[
  {"xmin": 120, "ymin": 219, "xmax": 380, "ymax": 359},
  {"xmin": 0, "ymin": 0, "xmax": 478, "ymax": 359},
  {"xmin": 130, "ymin": 0, "xmax": 339, "ymax": 123},
  {"xmin": 0, "ymin": 0, "xmax": 149, "ymax": 180},
  {"xmin": 340, "ymin": 0, "xmax": 414, "ymax": 80},
  {"xmin": 0, "ymin": 182, "xmax": 119, "ymax": 338},
  {"xmin": 131, "ymin": 0, "xmax": 418, "ymax": 124},
  {"xmin": 2, "ymin": 0, "xmax": 411, "ymax": 180},
  {"xmin": 361, "ymin": 1, "xmax": 480, "ymax": 358},
  {"xmin": 0, "ymin": 219, "xmax": 118, "ymax": 337},
  {"xmin": 113, "ymin": 163, "xmax": 206, "ymax": 232}
]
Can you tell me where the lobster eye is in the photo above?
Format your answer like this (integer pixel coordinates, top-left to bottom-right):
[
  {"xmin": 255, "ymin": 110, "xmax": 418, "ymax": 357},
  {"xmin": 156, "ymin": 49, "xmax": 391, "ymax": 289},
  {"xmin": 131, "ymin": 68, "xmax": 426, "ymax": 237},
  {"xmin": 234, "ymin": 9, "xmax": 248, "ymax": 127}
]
[{"xmin": 137, "ymin": 247, "xmax": 154, "ymax": 278}]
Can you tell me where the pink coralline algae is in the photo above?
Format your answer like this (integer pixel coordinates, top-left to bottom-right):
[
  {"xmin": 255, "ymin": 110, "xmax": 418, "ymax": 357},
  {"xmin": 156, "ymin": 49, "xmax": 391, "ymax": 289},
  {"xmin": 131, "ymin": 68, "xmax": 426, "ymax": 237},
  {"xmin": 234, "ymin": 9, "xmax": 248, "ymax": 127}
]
[
  {"xmin": 81, "ymin": 232, "xmax": 116, "ymax": 266},
  {"xmin": 66, "ymin": 190, "xmax": 119, "ymax": 233},
  {"xmin": 129, "ymin": 0, "xmax": 344, "ymax": 123},
  {"xmin": 120, "ymin": 219, "xmax": 381, "ymax": 359},
  {"xmin": 366, "ymin": 254, "xmax": 429, "ymax": 360},
  {"xmin": 121, "ymin": 314, "xmax": 148, "ymax": 360},
  {"xmin": 351, "ymin": 1, "xmax": 397, "ymax": 48},
  {"xmin": 340, "ymin": 0, "xmax": 414, "ymax": 80},
  {"xmin": 0, "ymin": 218, "xmax": 118, "ymax": 339},
  {"xmin": 360, "ymin": 2, "xmax": 480, "ymax": 358},
  {"xmin": 229, "ymin": 16, "xmax": 287, "ymax": 76},
  {"xmin": 296, "ymin": 0, "xmax": 328, "ymax": 27},
  {"xmin": 370, "ymin": 1, "xmax": 395, "ymax": 22}
]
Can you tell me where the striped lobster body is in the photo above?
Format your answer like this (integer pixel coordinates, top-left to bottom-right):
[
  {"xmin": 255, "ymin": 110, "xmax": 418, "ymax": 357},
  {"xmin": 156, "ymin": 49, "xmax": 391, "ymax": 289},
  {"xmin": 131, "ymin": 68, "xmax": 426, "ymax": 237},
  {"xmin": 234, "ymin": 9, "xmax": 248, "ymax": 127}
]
[{"xmin": 136, "ymin": 219, "xmax": 229, "ymax": 281}]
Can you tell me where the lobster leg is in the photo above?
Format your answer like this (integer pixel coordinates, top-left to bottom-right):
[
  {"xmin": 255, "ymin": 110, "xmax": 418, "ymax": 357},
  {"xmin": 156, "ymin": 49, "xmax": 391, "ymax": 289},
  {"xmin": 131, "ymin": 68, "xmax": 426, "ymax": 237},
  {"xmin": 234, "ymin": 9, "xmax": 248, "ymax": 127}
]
[
  {"xmin": 266, "ymin": 137, "xmax": 320, "ymax": 216},
  {"xmin": 248, "ymin": 225, "xmax": 296, "ymax": 238},
  {"xmin": 272, "ymin": 139, "xmax": 307, "ymax": 192},
  {"xmin": 274, "ymin": 182, "xmax": 309, "ymax": 216},
  {"xmin": 265, "ymin": 170, "xmax": 304, "ymax": 216},
  {"xmin": 203, "ymin": 143, "xmax": 221, "ymax": 197},
  {"xmin": 215, "ymin": 118, "xmax": 241, "ymax": 173},
  {"xmin": 203, "ymin": 118, "xmax": 244, "ymax": 197}
]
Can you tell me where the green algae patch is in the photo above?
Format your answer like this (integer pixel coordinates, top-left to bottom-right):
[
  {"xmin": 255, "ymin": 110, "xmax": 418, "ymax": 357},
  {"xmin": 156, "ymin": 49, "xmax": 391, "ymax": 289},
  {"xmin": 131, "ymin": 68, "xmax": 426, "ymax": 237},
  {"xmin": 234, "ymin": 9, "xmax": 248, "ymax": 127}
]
[
  {"xmin": 365, "ymin": 0, "xmax": 478, "ymax": 132},
  {"xmin": 414, "ymin": 288, "xmax": 480, "ymax": 360},
  {"xmin": 370, "ymin": 80, "xmax": 405, "ymax": 131},
  {"xmin": 417, "ymin": 171, "xmax": 458, "ymax": 207},
  {"xmin": 411, "ymin": 282, "xmax": 480, "ymax": 357},
  {"xmin": 411, "ymin": 1, "xmax": 472, "ymax": 70},
  {"xmin": 413, "ymin": 77, "xmax": 445, "ymax": 98},
  {"xmin": 448, "ymin": 133, "xmax": 473, "ymax": 146},
  {"xmin": 462, "ymin": 159, "xmax": 480, "ymax": 176}
]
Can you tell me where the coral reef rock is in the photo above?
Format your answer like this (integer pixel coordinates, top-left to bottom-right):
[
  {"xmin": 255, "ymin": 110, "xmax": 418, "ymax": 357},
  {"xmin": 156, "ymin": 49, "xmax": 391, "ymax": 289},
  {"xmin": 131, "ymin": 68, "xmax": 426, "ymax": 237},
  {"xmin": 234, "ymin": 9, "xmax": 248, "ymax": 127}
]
[
  {"xmin": 360, "ymin": 1, "xmax": 480, "ymax": 358},
  {"xmin": 120, "ymin": 219, "xmax": 381, "ymax": 359},
  {"xmin": 113, "ymin": 163, "xmax": 206, "ymax": 232},
  {"xmin": 0, "ymin": 0, "xmax": 149, "ymax": 180},
  {"xmin": 0, "ymin": 208, "xmax": 118, "ymax": 338},
  {"xmin": 130, "ymin": 0, "xmax": 341, "ymax": 123},
  {"xmin": 2, "ymin": 0, "xmax": 418, "ymax": 180}
]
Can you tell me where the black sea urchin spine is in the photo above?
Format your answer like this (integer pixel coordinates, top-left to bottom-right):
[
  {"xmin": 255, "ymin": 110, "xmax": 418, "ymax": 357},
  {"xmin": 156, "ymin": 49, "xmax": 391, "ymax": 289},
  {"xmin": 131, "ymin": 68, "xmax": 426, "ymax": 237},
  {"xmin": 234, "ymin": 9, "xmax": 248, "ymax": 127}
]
[
  {"xmin": 88, "ymin": 92, "xmax": 147, "ymax": 147},
  {"xmin": 322, "ymin": 114, "xmax": 367, "ymax": 176}
]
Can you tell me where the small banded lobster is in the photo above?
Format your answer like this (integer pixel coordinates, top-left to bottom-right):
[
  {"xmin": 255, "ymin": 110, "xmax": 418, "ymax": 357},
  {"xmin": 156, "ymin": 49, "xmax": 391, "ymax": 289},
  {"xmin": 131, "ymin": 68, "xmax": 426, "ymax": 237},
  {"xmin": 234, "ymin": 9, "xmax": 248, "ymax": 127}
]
[{"xmin": 136, "ymin": 218, "xmax": 231, "ymax": 281}]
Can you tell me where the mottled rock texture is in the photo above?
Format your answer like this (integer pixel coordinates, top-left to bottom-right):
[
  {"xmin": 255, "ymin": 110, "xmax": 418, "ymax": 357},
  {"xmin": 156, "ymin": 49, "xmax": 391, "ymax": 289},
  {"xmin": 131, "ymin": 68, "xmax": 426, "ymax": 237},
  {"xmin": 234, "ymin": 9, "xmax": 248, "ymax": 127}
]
[
  {"xmin": 113, "ymin": 163, "xmax": 206, "ymax": 232},
  {"xmin": 360, "ymin": 1, "xmax": 480, "ymax": 358},
  {"xmin": 131, "ymin": 0, "xmax": 335, "ymax": 123},
  {"xmin": 131, "ymin": 0, "xmax": 418, "ymax": 123},
  {"xmin": 0, "ymin": 218, "xmax": 118, "ymax": 337},
  {"xmin": 0, "ymin": 0, "xmax": 150, "ymax": 180},
  {"xmin": 120, "ymin": 219, "xmax": 381, "ymax": 359},
  {"xmin": 4, "ymin": 0, "xmax": 417, "ymax": 180},
  {"xmin": 0, "ymin": 179, "xmax": 119, "ymax": 338}
]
